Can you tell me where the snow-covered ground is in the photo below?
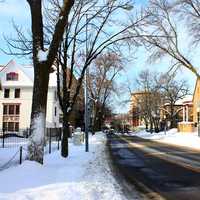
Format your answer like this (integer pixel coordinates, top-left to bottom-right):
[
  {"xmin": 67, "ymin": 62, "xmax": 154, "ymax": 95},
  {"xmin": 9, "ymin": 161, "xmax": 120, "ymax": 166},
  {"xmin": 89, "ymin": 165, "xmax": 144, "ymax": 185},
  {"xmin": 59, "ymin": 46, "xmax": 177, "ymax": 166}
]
[
  {"xmin": 132, "ymin": 128, "xmax": 200, "ymax": 150},
  {"xmin": 0, "ymin": 138, "xmax": 59, "ymax": 170},
  {"xmin": 0, "ymin": 132, "xmax": 138, "ymax": 200}
]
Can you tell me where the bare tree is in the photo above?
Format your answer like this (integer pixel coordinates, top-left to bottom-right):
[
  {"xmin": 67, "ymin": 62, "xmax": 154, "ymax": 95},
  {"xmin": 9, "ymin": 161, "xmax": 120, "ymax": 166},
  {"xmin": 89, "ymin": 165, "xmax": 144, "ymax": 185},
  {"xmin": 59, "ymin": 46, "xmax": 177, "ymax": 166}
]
[
  {"xmin": 174, "ymin": 0, "xmax": 200, "ymax": 46},
  {"xmin": 135, "ymin": 70, "xmax": 162, "ymax": 132},
  {"xmin": 158, "ymin": 72, "xmax": 190, "ymax": 128},
  {"xmin": 53, "ymin": 0, "xmax": 145, "ymax": 157},
  {"xmin": 87, "ymin": 52, "xmax": 123, "ymax": 132},
  {"xmin": 132, "ymin": 0, "xmax": 200, "ymax": 78}
]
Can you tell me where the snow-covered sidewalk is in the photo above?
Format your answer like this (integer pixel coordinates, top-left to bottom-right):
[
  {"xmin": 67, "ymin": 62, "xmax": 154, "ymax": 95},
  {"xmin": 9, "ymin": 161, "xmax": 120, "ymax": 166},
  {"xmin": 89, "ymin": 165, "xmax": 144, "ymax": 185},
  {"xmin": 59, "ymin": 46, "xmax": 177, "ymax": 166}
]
[
  {"xmin": 133, "ymin": 128, "xmax": 200, "ymax": 150},
  {"xmin": 0, "ymin": 132, "xmax": 130, "ymax": 200}
]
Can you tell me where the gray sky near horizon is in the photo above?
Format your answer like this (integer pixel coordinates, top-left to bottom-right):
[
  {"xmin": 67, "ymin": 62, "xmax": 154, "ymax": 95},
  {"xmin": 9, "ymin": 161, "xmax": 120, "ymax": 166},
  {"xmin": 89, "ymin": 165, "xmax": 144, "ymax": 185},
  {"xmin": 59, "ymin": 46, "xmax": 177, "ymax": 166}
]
[{"xmin": 0, "ymin": 0, "xmax": 198, "ymax": 114}]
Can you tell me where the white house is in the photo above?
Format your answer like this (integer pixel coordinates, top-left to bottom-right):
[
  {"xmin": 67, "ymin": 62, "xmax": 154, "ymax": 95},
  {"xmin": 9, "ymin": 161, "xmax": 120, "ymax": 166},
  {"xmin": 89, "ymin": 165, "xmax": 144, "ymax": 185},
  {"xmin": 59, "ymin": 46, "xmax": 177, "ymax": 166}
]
[{"xmin": 0, "ymin": 60, "xmax": 61, "ymax": 132}]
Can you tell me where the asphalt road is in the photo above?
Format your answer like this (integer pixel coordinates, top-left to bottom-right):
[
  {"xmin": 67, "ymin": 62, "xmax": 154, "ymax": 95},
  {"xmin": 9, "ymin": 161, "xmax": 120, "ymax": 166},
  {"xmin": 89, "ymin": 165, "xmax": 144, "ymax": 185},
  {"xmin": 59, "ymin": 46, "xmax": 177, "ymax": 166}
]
[{"xmin": 107, "ymin": 134, "xmax": 200, "ymax": 200}]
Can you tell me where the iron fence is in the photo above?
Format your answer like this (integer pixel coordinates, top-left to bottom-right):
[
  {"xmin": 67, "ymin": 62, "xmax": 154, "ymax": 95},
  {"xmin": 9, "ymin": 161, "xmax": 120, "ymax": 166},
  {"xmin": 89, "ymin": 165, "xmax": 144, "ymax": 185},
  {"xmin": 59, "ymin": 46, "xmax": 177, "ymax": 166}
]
[
  {"xmin": 0, "ymin": 127, "xmax": 62, "ymax": 171},
  {"xmin": 0, "ymin": 128, "xmax": 62, "ymax": 148}
]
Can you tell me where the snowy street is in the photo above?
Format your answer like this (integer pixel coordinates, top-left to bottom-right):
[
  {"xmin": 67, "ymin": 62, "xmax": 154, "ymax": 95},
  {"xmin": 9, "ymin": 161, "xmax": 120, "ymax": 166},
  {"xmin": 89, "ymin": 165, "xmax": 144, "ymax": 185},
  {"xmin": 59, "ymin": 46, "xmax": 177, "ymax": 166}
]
[
  {"xmin": 108, "ymin": 129, "xmax": 200, "ymax": 200},
  {"xmin": 0, "ymin": 132, "xmax": 141, "ymax": 200}
]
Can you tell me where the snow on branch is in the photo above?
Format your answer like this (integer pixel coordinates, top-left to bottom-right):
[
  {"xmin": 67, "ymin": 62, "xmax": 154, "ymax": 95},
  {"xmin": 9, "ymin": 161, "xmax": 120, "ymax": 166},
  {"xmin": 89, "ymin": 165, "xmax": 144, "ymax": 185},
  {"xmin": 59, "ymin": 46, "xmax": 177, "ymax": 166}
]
[{"xmin": 37, "ymin": 50, "xmax": 48, "ymax": 62}]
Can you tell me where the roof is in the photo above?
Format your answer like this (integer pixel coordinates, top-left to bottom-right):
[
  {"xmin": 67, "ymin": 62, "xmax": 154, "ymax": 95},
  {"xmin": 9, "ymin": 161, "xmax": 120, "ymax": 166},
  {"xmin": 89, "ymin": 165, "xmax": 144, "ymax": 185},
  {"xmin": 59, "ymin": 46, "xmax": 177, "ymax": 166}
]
[
  {"xmin": 164, "ymin": 95, "xmax": 193, "ymax": 106},
  {"xmin": 131, "ymin": 91, "xmax": 151, "ymax": 96},
  {"xmin": 175, "ymin": 95, "xmax": 193, "ymax": 105},
  {"xmin": 0, "ymin": 60, "xmax": 57, "ymax": 88}
]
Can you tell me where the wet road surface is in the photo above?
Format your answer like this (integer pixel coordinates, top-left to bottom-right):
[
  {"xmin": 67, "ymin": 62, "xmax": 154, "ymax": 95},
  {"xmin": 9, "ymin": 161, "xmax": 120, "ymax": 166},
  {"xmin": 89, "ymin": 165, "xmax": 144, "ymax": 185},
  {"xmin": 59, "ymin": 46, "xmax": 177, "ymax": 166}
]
[{"xmin": 107, "ymin": 134, "xmax": 200, "ymax": 200}]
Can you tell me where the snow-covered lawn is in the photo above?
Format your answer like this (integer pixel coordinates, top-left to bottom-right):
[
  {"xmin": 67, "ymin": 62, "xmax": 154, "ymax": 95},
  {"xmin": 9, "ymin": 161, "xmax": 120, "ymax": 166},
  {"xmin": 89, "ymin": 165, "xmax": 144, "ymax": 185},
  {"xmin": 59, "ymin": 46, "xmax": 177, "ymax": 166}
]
[
  {"xmin": 133, "ymin": 128, "xmax": 200, "ymax": 150},
  {"xmin": 0, "ymin": 139, "xmax": 59, "ymax": 170},
  {"xmin": 0, "ymin": 132, "xmax": 131, "ymax": 200}
]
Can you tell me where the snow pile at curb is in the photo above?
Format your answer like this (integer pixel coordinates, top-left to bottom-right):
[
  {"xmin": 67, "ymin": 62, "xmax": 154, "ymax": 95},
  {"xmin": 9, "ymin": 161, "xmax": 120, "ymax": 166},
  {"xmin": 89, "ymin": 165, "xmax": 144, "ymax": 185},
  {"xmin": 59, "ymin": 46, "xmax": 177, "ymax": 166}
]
[
  {"xmin": 134, "ymin": 129, "xmax": 200, "ymax": 150},
  {"xmin": 0, "ymin": 132, "xmax": 127, "ymax": 200}
]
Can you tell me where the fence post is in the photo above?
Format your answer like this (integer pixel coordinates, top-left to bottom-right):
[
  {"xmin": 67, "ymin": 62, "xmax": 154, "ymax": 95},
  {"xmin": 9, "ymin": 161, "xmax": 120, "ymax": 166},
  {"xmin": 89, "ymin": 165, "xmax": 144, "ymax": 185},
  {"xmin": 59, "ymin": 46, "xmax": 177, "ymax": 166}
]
[
  {"xmin": 2, "ymin": 128, "xmax": 5, "ymax": 148},
  {"xmin": 57, "ymin": 128, "xmax": 60, "ymax": 150},
  {"xmin": 49, "ymin": 128, "xmax": 51, "ymax": 154},
  {"xmin": 57, "ymin": 139, "xmax": 60, "ymax": 150},
  {"xmin": 19, "ymin": 146, "xmax": 22, "ymax": 164}
]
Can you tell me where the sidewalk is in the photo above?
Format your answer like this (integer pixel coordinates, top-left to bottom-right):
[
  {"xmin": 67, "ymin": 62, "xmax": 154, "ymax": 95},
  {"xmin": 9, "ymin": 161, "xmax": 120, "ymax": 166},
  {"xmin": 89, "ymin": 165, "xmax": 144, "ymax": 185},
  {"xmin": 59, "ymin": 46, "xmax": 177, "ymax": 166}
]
[{"xmin": 0, "ymin": 132, "xmax": 137, "ymax": 200}]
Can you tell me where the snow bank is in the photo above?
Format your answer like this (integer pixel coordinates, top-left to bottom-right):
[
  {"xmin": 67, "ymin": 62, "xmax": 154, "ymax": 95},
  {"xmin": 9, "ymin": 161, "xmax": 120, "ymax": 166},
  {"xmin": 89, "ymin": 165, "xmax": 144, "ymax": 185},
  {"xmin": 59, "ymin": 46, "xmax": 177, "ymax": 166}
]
[
  {"xmin": 0, "ymin": 132, "xmax": 128, "ymax": 200},
  {"xmin": 134, "ymin": 129, "xmax": 200, "ymax": 150}
]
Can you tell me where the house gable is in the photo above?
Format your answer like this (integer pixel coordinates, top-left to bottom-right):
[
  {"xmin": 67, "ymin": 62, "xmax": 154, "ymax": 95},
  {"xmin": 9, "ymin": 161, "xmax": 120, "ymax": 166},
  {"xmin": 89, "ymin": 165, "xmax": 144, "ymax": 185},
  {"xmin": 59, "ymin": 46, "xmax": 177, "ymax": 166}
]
[{"xmin": 0, "ymin": 60, "xmax": 33, "ymax": 88}]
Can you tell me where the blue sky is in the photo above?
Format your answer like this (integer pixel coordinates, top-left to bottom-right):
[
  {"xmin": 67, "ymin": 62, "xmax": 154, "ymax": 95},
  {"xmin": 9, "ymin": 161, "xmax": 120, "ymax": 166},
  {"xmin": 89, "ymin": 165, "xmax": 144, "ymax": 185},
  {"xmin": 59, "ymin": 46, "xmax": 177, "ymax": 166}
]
[
  {"xmin": 0, "ymin": 0, "xmax": 30, "ymax": 64},
  {"xmin": 0, "ymin": 0, "xmax": 197, "ymax": 113}
]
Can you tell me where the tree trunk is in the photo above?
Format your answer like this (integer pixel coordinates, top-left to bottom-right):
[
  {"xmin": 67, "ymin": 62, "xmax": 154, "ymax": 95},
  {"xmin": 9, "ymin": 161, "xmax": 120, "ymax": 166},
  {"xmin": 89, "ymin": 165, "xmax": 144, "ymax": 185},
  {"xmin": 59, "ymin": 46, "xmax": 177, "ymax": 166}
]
[
  {"xmin": 154, "ymin": 119, "xmax": 160, "ymax": 133},
  {"xmin": 144, "ymin": 117, "xmax": 148, "ymax": 131},
  {"xmin": 150, "ymin": 117, "xmax": 153, "ymax": 133},
  {"xmin": 92, "ymin": 105, "xmax": 98, "ymax": 132},
  {"xmin": 145, "ymin": 123, "xmax": 148, "ymax": 131},
  {"xmin": 27, "ymin": 0, "xmax": 75, "ymax": 163},
  {"xmin": 170, "ymin": 104, "xmax": 176, "ymax": 128},
  {"xmin": 93, "ymin": 107, "xmax": 101, "ymax": 131},
  {"xmin": 61, "ymin": 65, "xmax": 70, "ymax": 157},
  {"xmin": 171, "ymin": 116, "xmax": 176, "ymax": 128},
  {"xmin": 61, "ymin": 111, "xmax": 70, "ymax": 157},
  {"xmin": 28, "ymin": 63, "xmax": 49, "ymax": 164}
]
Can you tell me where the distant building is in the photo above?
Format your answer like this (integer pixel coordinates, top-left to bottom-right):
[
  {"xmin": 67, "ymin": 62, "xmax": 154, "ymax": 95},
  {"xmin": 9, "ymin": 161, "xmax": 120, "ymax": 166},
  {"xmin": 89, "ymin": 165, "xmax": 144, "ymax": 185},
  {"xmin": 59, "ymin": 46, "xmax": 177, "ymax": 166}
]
[
  {"xmin": 129, "ymin": 92, "xmax": 146, "ymax": 128},
  {"xmin": 193, "ymin": 78, "xmax": 200, "ymax": 124},
  {"xmin": 129, "ymin": 89, "xmax": 194, "ymax": 131},
  {"xmin": 160, "ymin": 95, "xmax": 193, "ymax": 123}
]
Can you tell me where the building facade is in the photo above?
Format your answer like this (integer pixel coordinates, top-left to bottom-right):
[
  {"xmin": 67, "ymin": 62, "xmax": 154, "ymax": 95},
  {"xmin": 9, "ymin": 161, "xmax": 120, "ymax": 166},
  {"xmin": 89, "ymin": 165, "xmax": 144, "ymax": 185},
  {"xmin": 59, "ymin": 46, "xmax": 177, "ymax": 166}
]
[
  {"xmin": 193, "ymin": 78, "xmax": 200, "ymax": 124},
  {"xmin": 129, "ymin": 92, "xmax": 146, "ymax": 128},
  {"xmin": 0, "ymin": 60, "xmax": 61, "ymax": 132}
]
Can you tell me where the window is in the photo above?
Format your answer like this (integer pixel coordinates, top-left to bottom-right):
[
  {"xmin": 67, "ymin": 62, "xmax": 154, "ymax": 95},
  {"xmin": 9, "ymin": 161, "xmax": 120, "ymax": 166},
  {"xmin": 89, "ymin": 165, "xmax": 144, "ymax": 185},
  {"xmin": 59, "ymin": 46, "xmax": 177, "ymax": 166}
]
[
  {"xmin": 3, "ymin": 105, "xmax": 8, "ymax": 115},
  {"xmin": 4, "ymin": 89, "xmax": 10, "ymax": 98},
  {"xmin": 6, "ymin": 72, "xmax": 18, "ymax": 81},
  {"xmin": 15, "ymin": 122, "xmax": 19, "ymax": 131},
  {"xmin": 15, "ymin": 88, "xmax": 20, "ymax": 98},
  {"xmin": 2, "ymin": 104, "xmax": 20, "ymax": 132},
  {"xmin": 2, "ymin": 122, "xmax": 6, "ymax": 131},
  {"xmin": 2, "ymin": 122, "xmax": 19, "ymax": 132},
  {"xmin": 9, "ymin": 105, "xmax": 15, "ymax": 115},
  {"xmin": 8, "ymin": 122, "xmax": 14, "ymax": 131},
  {"xmin": 3, "ymin": 104, "xmax": 20, "ymax": 115},
  {"xmin": 16, "ymin": 105, "xmax": 20, "ymax": 115}
]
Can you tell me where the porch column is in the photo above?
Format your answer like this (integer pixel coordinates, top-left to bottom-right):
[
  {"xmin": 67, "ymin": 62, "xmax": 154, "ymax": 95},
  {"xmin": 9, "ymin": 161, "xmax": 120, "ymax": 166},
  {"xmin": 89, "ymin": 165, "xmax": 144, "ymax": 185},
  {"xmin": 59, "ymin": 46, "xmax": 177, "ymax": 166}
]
[
  {"xmin": 186, "ymin": 105, "xmax": 189, "ymax": 122},
  {"xmin": 183, "ymin": 106, "xmax": 185, "ymax": 122}
]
